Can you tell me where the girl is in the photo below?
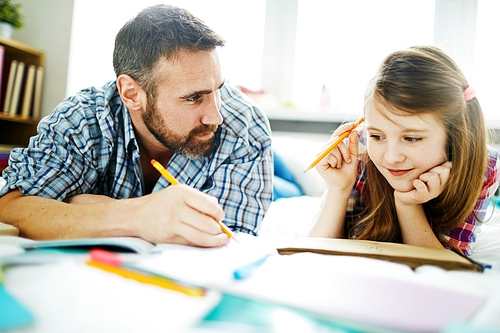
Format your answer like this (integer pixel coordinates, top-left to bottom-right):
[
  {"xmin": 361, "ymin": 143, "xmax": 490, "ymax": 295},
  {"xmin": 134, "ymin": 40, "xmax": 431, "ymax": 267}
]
[{"xmin": 308, "ymin": 46, "xmax": 499, "ymax": 256}]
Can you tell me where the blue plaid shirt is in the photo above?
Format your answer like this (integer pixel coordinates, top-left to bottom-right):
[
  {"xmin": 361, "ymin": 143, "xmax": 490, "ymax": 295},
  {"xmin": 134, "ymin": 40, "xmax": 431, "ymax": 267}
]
[{"xmin": 1, "ymin": 81, "xmax": 273, "ymax": 235}]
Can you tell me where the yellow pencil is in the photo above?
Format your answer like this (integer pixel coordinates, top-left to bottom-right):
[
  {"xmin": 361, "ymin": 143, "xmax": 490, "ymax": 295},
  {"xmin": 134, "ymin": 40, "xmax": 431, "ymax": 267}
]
[
  {"xmin": 151, "ymin": 159, "xmax": 180, "ymax": 185},
  {"xmin": 86, "ymin": 260, "xmax": 205, "ymax": 297},
  {"xmin": 150, "ymin": 159, "xmax": 239, "ymax": 242},
  {"xmin": 303, "ymin": 117, "xmax": 364, "ymax": 172}
]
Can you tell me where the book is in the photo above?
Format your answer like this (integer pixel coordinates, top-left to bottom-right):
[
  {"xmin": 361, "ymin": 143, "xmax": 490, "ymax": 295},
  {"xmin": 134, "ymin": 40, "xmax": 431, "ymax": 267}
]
[
  {"xmin": 20, "ymin": 64, "xmax": 36, "ymax": 118},
  {"xmin": 9, "ymin": 61, "xmax": 25, "ymax": 116},
  {"xmin": 3, "ymin": 59, "xmax": 17, "ymax": 113},
  {"xmin": 277, "ymin": 237, "xmax": 483, "ymax": 272},
  {"xmin": 0, "ymin": 58, "xmax": 12, "ymax": 111},
  {"xmin": 31, "ymin": 66, "xmax": 43, "ymax": 119},
  {"xmin": 20, "ymin": 236, "xmax": 157, "ymax": 254},
  {"xmin": 0, "ymin": 46, "xmax": 4, "ymax": 109},
  {"xmin": 0, "ymin": 283, "xmax": 35, "ymax": 331},
  {"xmin": 0, "ymin": 222, "xmax": 18, "ymax": 236}
]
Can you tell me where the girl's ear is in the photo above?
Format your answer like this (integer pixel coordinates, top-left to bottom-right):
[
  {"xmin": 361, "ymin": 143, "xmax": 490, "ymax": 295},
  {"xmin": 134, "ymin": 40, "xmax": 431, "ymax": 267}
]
[{"xmin": 116, "ymin": 74, "xmax": 145, "ymax": 112}]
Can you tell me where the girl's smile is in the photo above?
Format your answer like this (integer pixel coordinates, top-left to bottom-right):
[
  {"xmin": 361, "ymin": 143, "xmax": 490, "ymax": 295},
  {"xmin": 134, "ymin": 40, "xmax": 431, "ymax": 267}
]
[
  {"xmin": 387, "ymin": 168, "xmax": 412, "ymax": 177},
  {"xmin": 365, "ymin": 102, "xmax": 448, "ymax": 192}
]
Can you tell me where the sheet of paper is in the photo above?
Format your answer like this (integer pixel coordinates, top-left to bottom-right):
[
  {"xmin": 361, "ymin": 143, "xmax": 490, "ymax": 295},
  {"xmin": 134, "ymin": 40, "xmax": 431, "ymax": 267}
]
[
  {"xmin": 219, "ymin": 253, "xmax": 487, "ymax": 333},
  {"xmin": 5, "ymin": 260, "xmax": 221, "ymax": 333},
  {"xmin": 133, "ymin": 238, "xmax": 487, "ymax": 333},
  {"xmin": 132, "ymin": 234, "xmax": 277, "ymax": 287}
]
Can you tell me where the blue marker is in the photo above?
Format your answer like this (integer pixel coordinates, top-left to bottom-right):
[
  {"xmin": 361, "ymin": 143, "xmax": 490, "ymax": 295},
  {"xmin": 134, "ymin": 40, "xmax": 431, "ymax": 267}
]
[{"xmin": 233, "ymin": 254, "xmax": 270, "ymax": 280}]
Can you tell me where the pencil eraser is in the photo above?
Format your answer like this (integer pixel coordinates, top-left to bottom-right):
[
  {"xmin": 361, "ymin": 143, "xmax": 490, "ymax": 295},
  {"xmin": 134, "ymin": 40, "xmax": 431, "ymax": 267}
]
[{"xmin": 88, "ymin": 248, "xmax": 123, "ymax": 266}]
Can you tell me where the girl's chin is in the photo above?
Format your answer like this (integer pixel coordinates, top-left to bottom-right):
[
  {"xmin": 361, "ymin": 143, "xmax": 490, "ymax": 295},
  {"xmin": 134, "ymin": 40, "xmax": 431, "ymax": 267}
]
[{"xmin": 387, "ymin": 180, "xmax": 415, "ymax": 193}]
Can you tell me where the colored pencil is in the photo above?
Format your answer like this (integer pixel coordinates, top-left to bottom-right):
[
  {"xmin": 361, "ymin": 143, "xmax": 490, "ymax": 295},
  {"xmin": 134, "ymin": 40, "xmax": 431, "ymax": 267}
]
[{"xmin": 86, "ymin": 260, "xmax": 205, "ymax": 297}]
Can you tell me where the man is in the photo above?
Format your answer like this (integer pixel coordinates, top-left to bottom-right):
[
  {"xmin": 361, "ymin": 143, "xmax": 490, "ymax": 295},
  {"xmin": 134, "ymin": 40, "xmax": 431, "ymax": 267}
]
[{"xmin": 0, "ymin": 5, "xmax": 273, "ymax": 247}]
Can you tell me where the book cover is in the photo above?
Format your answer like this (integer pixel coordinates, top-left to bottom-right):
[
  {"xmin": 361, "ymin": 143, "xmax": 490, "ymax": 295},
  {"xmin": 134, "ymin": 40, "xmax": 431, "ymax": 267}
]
[
  {"xmin": 21, "ymin": 237, "xmax": 157, "ymax": 254},
  {"xmin": 0, "ymin": 46, "xmax": 4, "ymax": 109},
  {"xmin": 9, "ymin": 61, "xmax": 25, "ymax": 116},
  {"xmin": 0, "ymin": 57, "xmax": 11, "ymax": 111},
  {"xmin": 31, "ymin": 66, "xmax": 43, "ymax": 119},
  {"xmin": 20, "ymin": 64, "xmax": 36, "ymax": 118},
  {"xmin": 3, "ymin": 59, "xmax": 17, "ymax": 113},
  {"xmin": 277, "ymin": 237, "xmax": 482, "ymax": 272},
  {"xmin": 0, "ymin": 283, "xmax": 35, "ymax": 331}
]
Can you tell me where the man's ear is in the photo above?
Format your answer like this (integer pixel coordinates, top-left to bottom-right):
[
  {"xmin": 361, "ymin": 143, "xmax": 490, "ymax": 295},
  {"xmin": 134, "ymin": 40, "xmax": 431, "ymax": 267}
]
[{"xmin": 116, "ymin": 74, "xmax": 145, "ymax": 112}]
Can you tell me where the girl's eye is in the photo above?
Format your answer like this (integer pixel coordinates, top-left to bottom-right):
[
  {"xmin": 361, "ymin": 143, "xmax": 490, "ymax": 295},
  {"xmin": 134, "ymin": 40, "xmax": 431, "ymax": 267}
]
[
  {"xmin": 404, "ymin": 137, "xmax": 421, "ymax": 143},
  {"xmin": 370, "ymin": 134, "xmax": 383, "ymax": 141}
]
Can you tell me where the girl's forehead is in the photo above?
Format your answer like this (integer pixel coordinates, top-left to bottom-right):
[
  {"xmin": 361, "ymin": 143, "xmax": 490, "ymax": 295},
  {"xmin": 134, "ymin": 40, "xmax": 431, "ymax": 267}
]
[{"xmin": 365, "ymin": 102, "xmax": 443, "ymax": 131}]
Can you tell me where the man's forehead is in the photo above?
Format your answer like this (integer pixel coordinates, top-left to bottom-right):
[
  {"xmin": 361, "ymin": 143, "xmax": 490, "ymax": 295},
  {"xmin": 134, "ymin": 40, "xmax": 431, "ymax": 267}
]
[{"xmin": 153, "ymin": 51, "xmax": 223, "ymax": 95}]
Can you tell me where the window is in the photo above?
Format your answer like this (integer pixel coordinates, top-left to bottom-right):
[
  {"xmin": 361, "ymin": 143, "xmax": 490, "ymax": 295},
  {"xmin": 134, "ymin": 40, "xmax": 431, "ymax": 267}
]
[
  {"xmin": 292, "ymin": 0, "xmax": 434, "ymax": 114},
  {"xmin": 68, "ymin": 0, "xmax": 498, "ymax": 121},
  {"xmin": 67, "ymin": 0, "xmax": 266, "ymax": 95},
  {"xmin": 475, "ymin": 0, "xmax": 500, "ymax": 121}
]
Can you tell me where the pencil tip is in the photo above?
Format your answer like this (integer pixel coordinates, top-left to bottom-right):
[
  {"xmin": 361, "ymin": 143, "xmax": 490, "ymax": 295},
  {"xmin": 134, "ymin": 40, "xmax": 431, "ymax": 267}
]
[{"xmin": 303, "ymin": 166, "xmax": 312, "ymax": 173}]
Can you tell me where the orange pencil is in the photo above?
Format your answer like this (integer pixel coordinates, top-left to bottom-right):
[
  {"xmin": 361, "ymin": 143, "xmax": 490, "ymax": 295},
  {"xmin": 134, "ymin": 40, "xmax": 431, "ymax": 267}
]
[
  {"xmin": 304, "ymin": 117, "xmax": 364, "ymax": 172},
  {"xmin": 150, "ymin": 159, "xmax": 239, "ymax": 242}
]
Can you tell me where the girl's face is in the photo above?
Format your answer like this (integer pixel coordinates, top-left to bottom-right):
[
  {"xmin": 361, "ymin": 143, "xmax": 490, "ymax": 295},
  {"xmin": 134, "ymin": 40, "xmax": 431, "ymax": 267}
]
[{"xmin": 365, "ymin": 103, "xmax": 448, "ymax": 192}]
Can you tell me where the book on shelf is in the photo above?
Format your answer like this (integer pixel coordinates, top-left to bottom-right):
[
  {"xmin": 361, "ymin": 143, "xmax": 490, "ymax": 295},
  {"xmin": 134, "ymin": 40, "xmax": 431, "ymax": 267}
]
[
  {"xmin": 0, "ymin": 144, "xmax": 21, "ymax": 171},
  {"xmin": 31, "ymin": 66, "xmax": 43, "ymax": 119},
  {"xmin": 20, "ymin": 64, "xmax": 36, "ymax": 118},
  {"xmin": 277, "ymin": 237, "xmax": 483, "ymax": 272},
  {"xmin": 0, "ymin": 58, "xmax": 12, "ymax": 111},
  {"xmin": 3, "ymin": 59, "xmax": 17, "ymax": 113},
  {"xmin": 0, "ymin": 153, "xmax": 8, "ymax": 170},
  {"xmin": 0, "ymin": 46, "xmax": 4, "ymax": 110},
  {"xmin": 9, "ymin": 61, "xmax": 25, "ymax": 116}
]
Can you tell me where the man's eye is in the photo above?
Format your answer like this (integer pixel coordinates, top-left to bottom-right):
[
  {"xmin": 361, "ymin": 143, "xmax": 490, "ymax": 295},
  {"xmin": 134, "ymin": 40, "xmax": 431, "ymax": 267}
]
[{"xmin": 187, "ymin": 95, "xmax": 201, "ymax": 102}]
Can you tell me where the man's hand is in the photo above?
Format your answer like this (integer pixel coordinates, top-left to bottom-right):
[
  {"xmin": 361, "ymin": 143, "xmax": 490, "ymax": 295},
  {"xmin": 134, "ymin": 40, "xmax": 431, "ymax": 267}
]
[{"xmin": 131, "ymin": 184, "xmax": 229, "ymax": 247}]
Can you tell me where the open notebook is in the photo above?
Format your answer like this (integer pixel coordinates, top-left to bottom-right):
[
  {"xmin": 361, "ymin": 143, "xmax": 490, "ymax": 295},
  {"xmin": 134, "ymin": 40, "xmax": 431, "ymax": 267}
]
[{"xmin": 277, "ymin": 237, "xmax": 483, "ymax": 272}]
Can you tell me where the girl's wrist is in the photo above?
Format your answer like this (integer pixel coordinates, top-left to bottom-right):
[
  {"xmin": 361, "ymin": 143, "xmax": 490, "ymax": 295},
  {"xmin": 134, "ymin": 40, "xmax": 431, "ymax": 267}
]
[{"xmin": 325, "ymin": 185, "xmax": 353, "ymax": 202}]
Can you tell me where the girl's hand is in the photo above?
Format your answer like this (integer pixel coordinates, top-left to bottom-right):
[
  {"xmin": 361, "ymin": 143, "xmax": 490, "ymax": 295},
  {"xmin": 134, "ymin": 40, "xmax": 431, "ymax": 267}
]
[
  {"xmin": 315, "ymin": 123, "xmax": 359, "ymax": 193},
  {"xmin": 395, "ymin": 161, "xmax": 452, "ymax": 206}
]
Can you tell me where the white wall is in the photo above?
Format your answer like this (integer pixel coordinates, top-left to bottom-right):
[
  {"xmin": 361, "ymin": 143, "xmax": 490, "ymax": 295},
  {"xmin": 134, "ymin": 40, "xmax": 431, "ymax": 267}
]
[
  {"xmin": 12, "ymin": 0, "xmax": 74, "ymax": 118},
  {"xmin": 67, "ymin": 0, "xmax": 266, "ymax": 97}
]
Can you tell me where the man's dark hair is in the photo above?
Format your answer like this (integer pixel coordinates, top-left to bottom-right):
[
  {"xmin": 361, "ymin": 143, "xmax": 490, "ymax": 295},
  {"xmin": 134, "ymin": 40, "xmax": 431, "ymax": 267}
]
[{"xmin": 113, "ymin": 5, "xmax": 225, "ymax": 97}]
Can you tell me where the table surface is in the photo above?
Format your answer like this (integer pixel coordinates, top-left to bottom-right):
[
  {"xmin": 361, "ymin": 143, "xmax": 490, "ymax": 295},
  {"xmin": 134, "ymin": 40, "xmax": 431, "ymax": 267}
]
[{"xmin": 2, "ymin": 235, "xmax": 500, "ymax": 333}]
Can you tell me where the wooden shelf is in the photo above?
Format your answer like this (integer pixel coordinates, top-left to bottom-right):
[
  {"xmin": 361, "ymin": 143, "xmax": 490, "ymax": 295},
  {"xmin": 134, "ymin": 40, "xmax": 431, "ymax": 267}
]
[
  {"xmin": 0, "ymin": 35, "xmax": 44, "ymax": 67},
  {"xmin": 0, "ymin": 112, "xmax": 39, "ymax": 124},
  {"xmin": 0, "ymin": 37, "xmax": 44, "ymax": 148}
]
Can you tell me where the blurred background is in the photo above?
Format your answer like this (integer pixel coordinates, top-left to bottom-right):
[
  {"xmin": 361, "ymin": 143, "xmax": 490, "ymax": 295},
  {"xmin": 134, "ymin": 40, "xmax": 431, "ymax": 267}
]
[{"xmin": 12, "ymin": 0, "xmax": 500, "ymax": 126}]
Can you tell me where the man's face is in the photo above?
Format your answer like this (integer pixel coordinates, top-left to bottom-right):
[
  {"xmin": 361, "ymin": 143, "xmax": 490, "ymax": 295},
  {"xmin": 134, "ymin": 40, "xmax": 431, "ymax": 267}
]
[{"xmin": 143, "ymin": 50, "xmax": 224, "ymax": 159}]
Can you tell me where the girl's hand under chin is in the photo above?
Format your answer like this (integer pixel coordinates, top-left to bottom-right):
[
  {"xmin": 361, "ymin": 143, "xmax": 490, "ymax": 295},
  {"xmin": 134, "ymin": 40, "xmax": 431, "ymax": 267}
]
[{"xmin": 394, "ymin": 161, "xmax": 452, "ymax": 206}]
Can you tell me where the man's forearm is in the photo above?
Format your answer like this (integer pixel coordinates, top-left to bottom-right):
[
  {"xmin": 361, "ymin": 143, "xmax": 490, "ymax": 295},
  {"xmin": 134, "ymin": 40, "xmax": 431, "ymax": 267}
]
[
  {"xmin": 0, "ymin": 190, "xmax": 135, "ymax": 240},
  {"xmin": 0, "ymin": 187, "xmax": 230, "ymax": 248}
]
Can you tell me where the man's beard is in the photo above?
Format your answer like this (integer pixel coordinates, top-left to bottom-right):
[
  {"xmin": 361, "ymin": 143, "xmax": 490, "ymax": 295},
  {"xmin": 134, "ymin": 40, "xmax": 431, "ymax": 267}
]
[{"xmin": 142, "ymin": 95, "xmax": 218, "ymax": 159}]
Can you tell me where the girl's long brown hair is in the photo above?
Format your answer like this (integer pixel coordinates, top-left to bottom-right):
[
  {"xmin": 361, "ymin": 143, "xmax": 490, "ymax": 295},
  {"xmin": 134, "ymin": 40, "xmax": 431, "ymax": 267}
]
[{"xmin": 350, "ymin": 46, "xmax": 486, "ymax": 250}]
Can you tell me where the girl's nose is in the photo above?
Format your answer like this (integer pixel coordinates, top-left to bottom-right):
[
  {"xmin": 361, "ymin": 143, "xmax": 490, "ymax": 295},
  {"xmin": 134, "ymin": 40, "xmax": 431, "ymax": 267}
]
[{"xmin": 383, "ymin": 142, "xmax": 405, "ymax": 165}]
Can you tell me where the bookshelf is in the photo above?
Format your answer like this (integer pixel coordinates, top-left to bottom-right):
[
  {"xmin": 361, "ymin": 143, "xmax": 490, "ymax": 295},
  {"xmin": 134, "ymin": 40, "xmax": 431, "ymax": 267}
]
[
  {"xmin": 0, "ymin": 36, "xmax": 44, "ymax": 170},
  {"xmin": 0, "ymin": 36, "xmax": 43, "ymax": 144}
]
